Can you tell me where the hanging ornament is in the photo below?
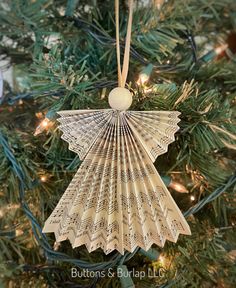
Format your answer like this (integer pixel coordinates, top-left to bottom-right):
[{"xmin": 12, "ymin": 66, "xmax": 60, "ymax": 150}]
[{"xmin": 43, "ymin": 0, "xmax": 191, "ymax": 254}]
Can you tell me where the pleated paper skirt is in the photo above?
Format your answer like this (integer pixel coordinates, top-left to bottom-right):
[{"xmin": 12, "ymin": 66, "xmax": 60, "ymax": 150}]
[{"xmin": 43, "ymin": 109, "xmax": 191, "ymax": 254}]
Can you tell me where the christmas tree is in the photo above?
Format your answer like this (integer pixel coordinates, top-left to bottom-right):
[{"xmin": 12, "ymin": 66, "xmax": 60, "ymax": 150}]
[{"xmin": 0, "ymin": 0, "xmax": 236, "ymax": 287}]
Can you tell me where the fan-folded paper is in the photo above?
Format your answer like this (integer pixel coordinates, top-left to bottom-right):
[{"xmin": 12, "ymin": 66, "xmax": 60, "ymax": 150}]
[{"xmin": 43, "ymin": 109, "xmax": 191, "ymax": 254}]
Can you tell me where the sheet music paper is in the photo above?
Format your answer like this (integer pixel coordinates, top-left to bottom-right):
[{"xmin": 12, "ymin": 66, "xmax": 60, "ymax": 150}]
[{"xmin": 43, "ymin": 109, "xmax": 191, "ymax": 254}]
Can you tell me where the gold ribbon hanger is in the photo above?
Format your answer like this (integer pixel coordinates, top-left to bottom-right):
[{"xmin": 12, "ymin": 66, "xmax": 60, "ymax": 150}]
[{"xmin": 115, "ymin": 0, "xmax": 134, "ymax": 88}]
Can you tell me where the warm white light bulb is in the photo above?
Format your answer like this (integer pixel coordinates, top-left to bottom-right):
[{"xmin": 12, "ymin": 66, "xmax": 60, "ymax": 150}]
[
  {"xmin": 41, "ymin": 119, "xmax": 49, "ymax": 127},
  {"xmin": 215, "ymin": 44, "xmax": 228, "ymax": 55},
  {"xmin": 169, "ymin": 181, "xmax": 188, "ymax": 193},
  {"xmin": 40, "ymin": 176, "xmax": 47, "ymax": 182},
  {"xmin": 34, "ymin": 117, "xmax": 51, "ymax": 136},
  {"xmin": 138, "ymin": 73, "xmax": 149, "ymax": 84},
  {"xmin": 190, "ymin": 195, "xmax": 195, "ymax": 201},
  {"xmin": 159, "ymin": 255, "xmax": 165, "ymax": 265}
]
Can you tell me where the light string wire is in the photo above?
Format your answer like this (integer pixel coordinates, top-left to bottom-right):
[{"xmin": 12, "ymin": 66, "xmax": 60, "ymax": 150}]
[{"xmin": 0, "ymin": 129, "xmax": 235, "ymax": 276}]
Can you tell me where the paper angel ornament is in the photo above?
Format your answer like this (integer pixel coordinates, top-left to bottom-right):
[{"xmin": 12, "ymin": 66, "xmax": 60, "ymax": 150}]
[
  {"xmin": 43, "ymin": 89, "xmax": 191, "ymax": 254},
  {"xmin": 43, "ymin": 0, "xmax": 191, "ymax": 254}
]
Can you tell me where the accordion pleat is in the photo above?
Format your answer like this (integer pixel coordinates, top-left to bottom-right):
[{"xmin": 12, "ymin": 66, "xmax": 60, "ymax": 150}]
[{"xmin": 43, "ymin": 109, "xmax": 191, "ymax": 254}]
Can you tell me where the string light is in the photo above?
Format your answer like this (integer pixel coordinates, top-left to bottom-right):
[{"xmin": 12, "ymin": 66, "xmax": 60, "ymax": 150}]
[
  {"xmin": 34, "ymin": 117, "xmax": 51, "ymax": 136},
  {"xmin": 138, "ymin": 73, "xmax": 150, "ymax": 85},
  {"xmin": 215, "ymin": 43, "xmax": 228, "ymax": 55},
  {"xmin": 40, "ymin": 175, "xmax": 47, "ymax": 182},
  {"xmin": 15, "ymin": 229, "xmax": 24, "ymax": 237},
  {"xmin": 53, "ymin": 241, "xmax": 61, "ymax": 251},
  {"xmin": 101, "ymin": 87, "xmax": 106, "ymax": 99},
  {"xmin": 200, "ymin": 43, "xmax": 228, "ymax": 62},
  {"xmin": 159, "ymin": 255, "xmax": 165, "ymax": 266},
  {"xmin": 41, "ymin": 119, "xmax": 49, "ymax": 127},
  {"xmin": 137, "ymin": 63, "xmax": 153, "ymax": 85},
  {"xmin": 169, "ymin": 181, "xmax": 188, "ymax": 193},
  {"xmin": 190, "ymin": 195, "xmax": 195, "ymax": 201}
]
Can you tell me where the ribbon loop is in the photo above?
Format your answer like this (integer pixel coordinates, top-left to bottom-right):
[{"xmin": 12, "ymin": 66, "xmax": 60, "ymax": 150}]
[{"xmin": 115, "ymin": 0, "xmax": 134, "ymax": 88}]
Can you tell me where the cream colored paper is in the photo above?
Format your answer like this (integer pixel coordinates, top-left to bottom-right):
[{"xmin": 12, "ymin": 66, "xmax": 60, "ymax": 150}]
[{"xmin": 43, "ymin": 109, "xmax": 191, "ymax": 254}]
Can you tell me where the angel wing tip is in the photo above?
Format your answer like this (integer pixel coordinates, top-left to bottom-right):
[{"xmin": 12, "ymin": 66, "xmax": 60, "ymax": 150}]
[
  {"xmin": 42, "ymin": 226, "xmax": 51, "ymax": 233},
  {"xmin": 56, "ymin": 111, "xmax": 64, "ymax": 116},
  {"xmin": 182, "ymin": 226, "xmax": 191, "ymax": 236},
  {"xmin": 185, "ymin": 229, "xmax": 192, "ymax": 236}
]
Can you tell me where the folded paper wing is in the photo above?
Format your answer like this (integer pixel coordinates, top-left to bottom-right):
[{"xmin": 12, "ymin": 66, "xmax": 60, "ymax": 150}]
[{"xmin": 43, "ymin": 109, "xmax": 191, "ymax": 254}]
